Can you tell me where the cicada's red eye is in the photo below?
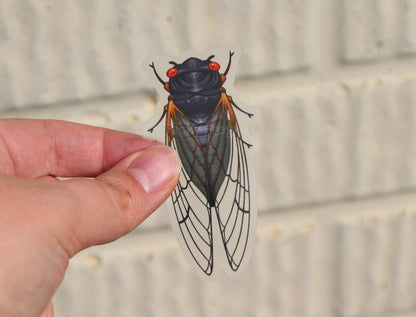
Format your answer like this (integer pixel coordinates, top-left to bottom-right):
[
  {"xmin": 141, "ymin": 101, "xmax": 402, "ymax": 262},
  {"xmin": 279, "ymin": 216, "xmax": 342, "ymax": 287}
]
[
  {"xmin": 208, "ymin": 62, "xmax": 220, "ymax": 71},
  {"xmin": 167, "ymin": 67, "xmax": 178, "ymax": 77}
]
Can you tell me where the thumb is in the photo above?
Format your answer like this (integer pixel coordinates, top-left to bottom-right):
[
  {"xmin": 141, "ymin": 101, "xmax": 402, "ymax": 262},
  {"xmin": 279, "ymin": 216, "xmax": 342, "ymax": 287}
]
[
  {"xmin": 0, "ymin": 145, "xmax": 180, "ymax": 317},
  {"xmin": 56, "ymin": 145, "xmax": 180, "ymax": 256}
]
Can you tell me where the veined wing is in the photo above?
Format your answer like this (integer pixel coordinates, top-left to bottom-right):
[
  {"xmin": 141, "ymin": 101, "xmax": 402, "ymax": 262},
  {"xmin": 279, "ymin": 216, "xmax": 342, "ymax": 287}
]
[
  {"xmin": 169, "ymin": 108, "xmax": 214, "ymax": 275},
  {"xmin": 207, "ymin": 93, "xmax": 251, "ymax": 271}
]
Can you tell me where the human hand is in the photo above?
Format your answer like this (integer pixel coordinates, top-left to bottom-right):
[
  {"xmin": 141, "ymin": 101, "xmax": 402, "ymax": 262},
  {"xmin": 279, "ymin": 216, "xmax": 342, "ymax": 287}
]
[{"xmin": 0, "ymin": 119, "xmax": 180, "ymax": 317}]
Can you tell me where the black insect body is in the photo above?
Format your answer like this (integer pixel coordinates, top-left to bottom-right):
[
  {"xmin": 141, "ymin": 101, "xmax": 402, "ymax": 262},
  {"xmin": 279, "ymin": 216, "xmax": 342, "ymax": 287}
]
[{"xmin": 149, "ymin": 52, "xmax": 253, "ymax": 275}]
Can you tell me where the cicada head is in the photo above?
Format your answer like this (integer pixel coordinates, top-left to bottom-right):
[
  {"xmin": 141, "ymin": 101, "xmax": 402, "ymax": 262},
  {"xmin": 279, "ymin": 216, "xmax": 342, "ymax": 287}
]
[{"xmin": 168, "ymin": 56, "xmax": 222, "ymax": 94}]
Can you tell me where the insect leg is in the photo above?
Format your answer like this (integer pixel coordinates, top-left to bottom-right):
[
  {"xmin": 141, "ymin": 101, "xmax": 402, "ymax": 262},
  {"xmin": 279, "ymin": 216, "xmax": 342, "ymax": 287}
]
[
  {"xmin": 219, "ymin": 88, "xmax": 253, "ymax": 119},
  {"xmin": 148, "ymin": 107, "xmax": 167, "ymax": 133},
  {"xmin": 229, "ymin": 113, "xmax": 252, "ymax": 148},
  {"xmin": 149, "ymin": 62, "xmax": 165, "ymax": 85},
  {"xmin": 217, "ymin": 91, "xmax": 253, "ymax": 149},
  {"xmin": 149, "ymin": 62, "xmax": 170, "ymax": 92},
  {"xmin": 223, "ymin": 51, "xmax": 235, "ymax": 77},
  {"xmin": 230, "ymin": 99, "xmax": 254, "ymax": 118}
]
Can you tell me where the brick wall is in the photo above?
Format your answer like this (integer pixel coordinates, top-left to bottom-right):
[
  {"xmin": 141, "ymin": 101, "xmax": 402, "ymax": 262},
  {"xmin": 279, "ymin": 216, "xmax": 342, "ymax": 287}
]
[{"xmin": 1, "ymin": 1, "xmax": 416, "ymax": 316}]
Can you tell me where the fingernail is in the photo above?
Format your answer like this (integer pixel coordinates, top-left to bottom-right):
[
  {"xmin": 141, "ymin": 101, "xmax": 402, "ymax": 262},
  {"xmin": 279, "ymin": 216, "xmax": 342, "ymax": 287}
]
[{"xmin": 127, "ymin": 146, "xmax": 180, "ymax": 194}]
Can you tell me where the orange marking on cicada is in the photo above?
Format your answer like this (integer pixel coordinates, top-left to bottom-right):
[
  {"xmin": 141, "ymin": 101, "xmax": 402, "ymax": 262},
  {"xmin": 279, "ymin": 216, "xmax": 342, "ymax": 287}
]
[
  {"xmin": 165, "ymin": 99, "xmax": 185, "ymax": 145},
  {"xmin": 164, "ymin": 103, "xmax": 173, "ymax": 145},
  {"xmin": 164, "ymin": 82, "xmax": 170, "ymax": 92},
  {"xmin": 227, "ymin": 104, "xmax": 238, "ymax": 131},
  {"xmin": 215, "ymin": 92, "xmax": 238, "ymax": 131},
  {"xmin": 220, "ymin": 74, "xmax": 226, "ymax": 84}
]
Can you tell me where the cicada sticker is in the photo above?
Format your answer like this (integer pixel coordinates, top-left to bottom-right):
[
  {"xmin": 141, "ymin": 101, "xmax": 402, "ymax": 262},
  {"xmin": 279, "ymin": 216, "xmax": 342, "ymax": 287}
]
[{"xmin": 147, "ymin": 50, "xmax": 256, "ymax": 276}]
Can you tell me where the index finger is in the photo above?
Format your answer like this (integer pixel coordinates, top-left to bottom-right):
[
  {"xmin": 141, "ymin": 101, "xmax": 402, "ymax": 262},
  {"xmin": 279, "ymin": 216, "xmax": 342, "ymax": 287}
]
[{"xmin": 0, "ymin": 119, "xmax": 158, "ymax": 178}]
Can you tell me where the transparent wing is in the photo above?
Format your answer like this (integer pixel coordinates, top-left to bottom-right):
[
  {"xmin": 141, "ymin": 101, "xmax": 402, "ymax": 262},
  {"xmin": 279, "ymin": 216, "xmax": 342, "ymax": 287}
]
[
  {"xmin": 207, "ymin": 94, "xmax": 251, "ymax": 271},
  {"xmin": 169, "ymin": 111, "xmax": 214, "ymax": 275}
]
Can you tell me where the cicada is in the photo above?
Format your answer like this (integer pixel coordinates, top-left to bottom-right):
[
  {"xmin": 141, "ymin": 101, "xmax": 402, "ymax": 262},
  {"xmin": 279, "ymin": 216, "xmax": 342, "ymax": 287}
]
[{"xmin": 148, "ymin": 51, "xmax": 254, "ymax": 276}]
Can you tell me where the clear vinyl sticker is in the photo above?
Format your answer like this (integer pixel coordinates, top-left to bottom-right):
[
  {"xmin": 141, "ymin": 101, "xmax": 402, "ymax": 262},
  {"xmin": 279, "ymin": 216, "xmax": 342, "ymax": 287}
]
[{"xmin": 144, "ymin": 49, "xmax": 257, "ymax": 278}]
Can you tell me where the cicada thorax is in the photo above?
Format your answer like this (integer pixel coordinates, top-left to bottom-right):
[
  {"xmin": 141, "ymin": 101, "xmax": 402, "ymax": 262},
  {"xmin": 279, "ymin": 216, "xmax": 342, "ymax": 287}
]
[{"xmin": 172, "ymin": 91, "xmax": 231, "ymax": 207}]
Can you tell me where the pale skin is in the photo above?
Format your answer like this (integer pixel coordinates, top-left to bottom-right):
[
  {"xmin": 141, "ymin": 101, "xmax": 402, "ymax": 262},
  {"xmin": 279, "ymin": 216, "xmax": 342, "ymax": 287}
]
[{"xmin": 0, "ymin": 119, "xmax": 180, "ymax": 317}]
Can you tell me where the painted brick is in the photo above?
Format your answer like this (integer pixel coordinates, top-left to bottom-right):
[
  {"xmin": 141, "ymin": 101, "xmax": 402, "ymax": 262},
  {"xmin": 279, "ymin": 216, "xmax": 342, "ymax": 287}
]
[
  {"xmin": 53, "ymin": 192, "xmax": 416, "ymax": 317},
  {"xmin": 253, "ymin": 72, "xmax": 416, "ymax": 211},
  {"xmin": 340, "ymin": 0, "xmax": 416, "ymax": 62},
  {"xmin": 0, "ymin": 0, "xmax": 310, "ymax": 110},
  {"xmin": 398, "ymin": 0, "xmax": 416, "ymax": 54},
  {"xmin": 336, "ymin": 210, "xmax": 416, "ymax": 316}
]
